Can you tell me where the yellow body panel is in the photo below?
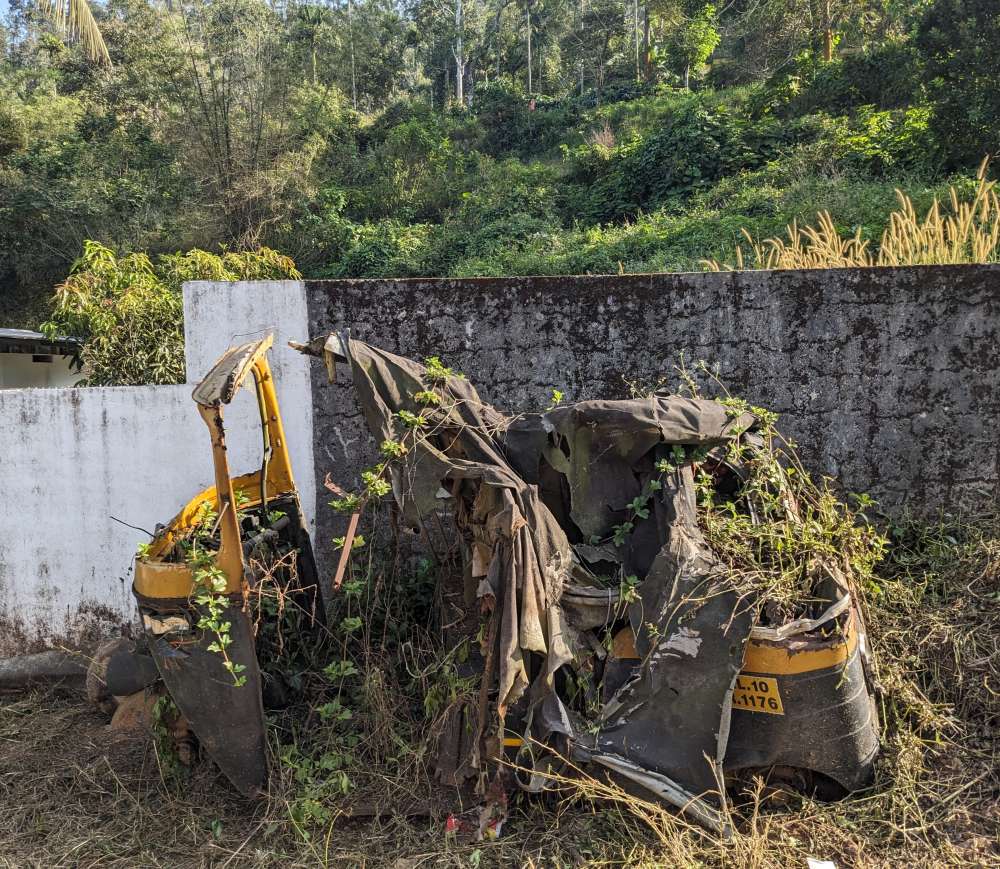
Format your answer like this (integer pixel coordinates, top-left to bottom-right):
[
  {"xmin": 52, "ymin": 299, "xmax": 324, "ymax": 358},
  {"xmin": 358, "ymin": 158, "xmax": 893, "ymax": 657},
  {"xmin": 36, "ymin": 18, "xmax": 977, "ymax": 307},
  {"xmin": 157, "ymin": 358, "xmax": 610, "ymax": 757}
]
[
  {"xmin": 134, "ymin": 337, "xmax": 296, "ymax": 600},
  {"xmin": 741, "ymin": 611, "xmax": 858, "ymax": 676},
  {"xmin": 610, "ymin": 611, "xmax": 858, "ymax": 678},
  {"xmin": 133, "ymin": 559, "xmax": 198, "ymax": 601}
]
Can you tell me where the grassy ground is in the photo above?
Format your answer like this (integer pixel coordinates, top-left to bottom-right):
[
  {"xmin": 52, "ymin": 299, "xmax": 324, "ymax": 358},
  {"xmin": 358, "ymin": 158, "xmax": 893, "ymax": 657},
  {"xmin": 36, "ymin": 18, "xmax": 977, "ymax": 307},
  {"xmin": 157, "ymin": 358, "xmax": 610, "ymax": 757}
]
[{"xmin": 1, "ymin": 513, "xmax": 997, "ymax": 868}]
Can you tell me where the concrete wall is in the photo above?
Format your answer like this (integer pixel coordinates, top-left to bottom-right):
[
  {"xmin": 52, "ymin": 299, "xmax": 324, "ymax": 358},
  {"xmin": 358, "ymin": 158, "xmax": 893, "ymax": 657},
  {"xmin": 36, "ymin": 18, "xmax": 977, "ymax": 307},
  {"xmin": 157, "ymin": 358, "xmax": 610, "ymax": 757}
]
[
  {"xmin": 304, "ymin": 267, "xmax": 1000, "ymax": 555},
  {"xmin": 4, "ymin": 265, "xmax": 999, "ymax": 654},
  {"xmin": 0, "ymin": 386, "xmax": 204, "ymax": 651},
  {"xmin": 183, "ymin": 281, "xmax": 315, "ymax": 533},
  {"xmin": 0, "ymin": 281, "xmax": 313, "ymax": 656}
]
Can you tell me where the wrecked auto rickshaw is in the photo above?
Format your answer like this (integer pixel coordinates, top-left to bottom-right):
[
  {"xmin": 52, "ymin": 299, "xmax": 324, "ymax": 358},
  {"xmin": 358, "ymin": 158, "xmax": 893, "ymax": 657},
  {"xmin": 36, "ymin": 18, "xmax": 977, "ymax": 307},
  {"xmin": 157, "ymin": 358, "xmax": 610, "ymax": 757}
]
[
  {"xmin": 125, "ymin": 335, "xmax": 322, "ymax": 796},
  {"xmin": 296, "ymin": 334, "xmax": 880, "ymax": 834},
  {"xmin": 111, "ymin": 332, "xmax": 878, "ymax": 835}
]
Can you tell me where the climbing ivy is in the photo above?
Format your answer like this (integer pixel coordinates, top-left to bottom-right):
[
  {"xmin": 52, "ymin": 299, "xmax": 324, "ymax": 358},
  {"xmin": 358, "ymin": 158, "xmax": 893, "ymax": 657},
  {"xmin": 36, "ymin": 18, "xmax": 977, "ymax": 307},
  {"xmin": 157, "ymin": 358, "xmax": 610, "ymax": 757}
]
[
  {"xmin": 188, "ymin": 541, "xmax": 248, "ymax": 688},
  {"xmin": 329, "ymin": 356, "xmax": 465, "ymax": 558}
]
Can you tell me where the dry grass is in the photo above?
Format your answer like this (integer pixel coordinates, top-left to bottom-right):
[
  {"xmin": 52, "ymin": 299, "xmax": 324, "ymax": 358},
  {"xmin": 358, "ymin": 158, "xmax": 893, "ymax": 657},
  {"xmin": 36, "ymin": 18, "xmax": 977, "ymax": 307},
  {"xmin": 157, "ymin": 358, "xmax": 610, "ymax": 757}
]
[
  {"xmin": 1, "ymin": 512, "xmax": 998, "ymax": 867},
  {"xmin": 588, "ymin": 122, "xmax": 617, "ymax": 150},
  {"xmin": 705, "ymin": 159, "xmax": 1000, "ymax": 271}
]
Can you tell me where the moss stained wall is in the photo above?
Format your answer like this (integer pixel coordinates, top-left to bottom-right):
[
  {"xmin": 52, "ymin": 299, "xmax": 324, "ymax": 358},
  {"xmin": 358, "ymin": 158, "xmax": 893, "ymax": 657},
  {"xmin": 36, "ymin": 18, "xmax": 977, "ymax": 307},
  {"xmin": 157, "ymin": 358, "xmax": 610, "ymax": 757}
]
[{"xmin": 305, "ymin": 266, "xmax": 1000, "ymax": 551}]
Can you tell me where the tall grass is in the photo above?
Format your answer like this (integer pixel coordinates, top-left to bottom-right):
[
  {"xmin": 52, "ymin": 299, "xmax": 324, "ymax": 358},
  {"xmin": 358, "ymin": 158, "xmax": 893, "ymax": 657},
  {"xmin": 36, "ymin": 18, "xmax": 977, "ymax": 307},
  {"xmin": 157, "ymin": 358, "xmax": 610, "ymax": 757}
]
[
  {"xmin": 705, "ymin": 159, "xmax": 1000, "ymax": 270},
  {"xmin": 1, "ymin": 509, "xmax": 997, "ymax": 866}
]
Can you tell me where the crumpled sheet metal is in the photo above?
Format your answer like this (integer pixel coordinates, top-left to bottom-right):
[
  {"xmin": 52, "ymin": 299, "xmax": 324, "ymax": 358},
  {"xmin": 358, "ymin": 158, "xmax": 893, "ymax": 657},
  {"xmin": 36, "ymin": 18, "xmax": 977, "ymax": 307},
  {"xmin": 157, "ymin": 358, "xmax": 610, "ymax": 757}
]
[
  {"xmin": 595, "ymin": 467, "xmax": 755, "ymax": 824},
  {"xmin": 317, "ymin": 336, "xmax": 763, "ymax": 830},
  {"xmin": 325, "ymin": 336, "xmax": 577, "ymax": 716}
]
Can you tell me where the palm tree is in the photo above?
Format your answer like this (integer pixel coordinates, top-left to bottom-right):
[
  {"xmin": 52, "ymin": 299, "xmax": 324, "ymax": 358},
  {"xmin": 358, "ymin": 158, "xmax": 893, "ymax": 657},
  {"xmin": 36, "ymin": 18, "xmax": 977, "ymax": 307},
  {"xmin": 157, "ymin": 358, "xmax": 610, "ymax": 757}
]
[{"xmin": 36, "ymin": 0, "xmax": 111, "ymax": 65}]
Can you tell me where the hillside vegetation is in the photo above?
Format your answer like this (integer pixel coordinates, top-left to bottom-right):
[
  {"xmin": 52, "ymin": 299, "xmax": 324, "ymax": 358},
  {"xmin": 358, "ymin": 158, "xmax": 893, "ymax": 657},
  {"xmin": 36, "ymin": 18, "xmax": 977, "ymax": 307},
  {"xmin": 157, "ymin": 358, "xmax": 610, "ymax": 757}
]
[{"xmin": 2, "ymin": 0, "xmax": 998, "ymax": 331}]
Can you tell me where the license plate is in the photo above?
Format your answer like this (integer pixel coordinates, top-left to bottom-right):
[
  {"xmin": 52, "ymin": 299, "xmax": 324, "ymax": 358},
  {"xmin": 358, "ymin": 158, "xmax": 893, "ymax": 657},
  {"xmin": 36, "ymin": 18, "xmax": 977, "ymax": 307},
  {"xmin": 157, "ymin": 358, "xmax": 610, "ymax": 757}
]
[{"xmin": 732, "ymin": 675, "xmax": 784, "ymax": 715}]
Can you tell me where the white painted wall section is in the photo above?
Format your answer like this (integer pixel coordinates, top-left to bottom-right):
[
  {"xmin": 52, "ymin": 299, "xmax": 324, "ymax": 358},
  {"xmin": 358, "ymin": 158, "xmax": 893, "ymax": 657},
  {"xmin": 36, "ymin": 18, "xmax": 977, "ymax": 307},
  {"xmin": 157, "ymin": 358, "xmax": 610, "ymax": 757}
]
[
  {"xmin": 0, "ymin": 280, "xmax": 314, "ymax": 656},
  {"xmin": 183, "ymin": 281, "xmax": 315, "ymax": 532},
  {"xmin": 0, "ymin": 386, "xmax": 207, "ymax": 652}
]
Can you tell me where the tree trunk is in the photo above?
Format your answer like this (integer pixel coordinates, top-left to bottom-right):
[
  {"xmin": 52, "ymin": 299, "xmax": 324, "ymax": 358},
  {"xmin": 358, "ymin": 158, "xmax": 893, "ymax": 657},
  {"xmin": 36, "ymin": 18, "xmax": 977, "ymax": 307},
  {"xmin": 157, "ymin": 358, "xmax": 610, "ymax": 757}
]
[
  {"xmin": 526, "ymin": 3, "xmax": 532, "ymax": 94},
  {"xmin": 495, "ymin": 4, "xmax": 504, "ymax": 77},
  {"xmin": 684, "ymin": 64, "xmax": 690, "ymax": 89},
  {"xmin": 347, "ymin": 0, "xmax": 358, "ymax": 109},
  {"xmin": 455, "ymin": 0, "xmax": 464, "ymax": 104},
  {"xmin": 633, "ymin": 0, "xmax": 640, "ymax": 82},
  {"xmin": 642, "ymin": 4, "xmax": 650, "ymax": 81},
  {"xmin": 822, "ymin": 0, "xmax": 833, "ymax": 61}
]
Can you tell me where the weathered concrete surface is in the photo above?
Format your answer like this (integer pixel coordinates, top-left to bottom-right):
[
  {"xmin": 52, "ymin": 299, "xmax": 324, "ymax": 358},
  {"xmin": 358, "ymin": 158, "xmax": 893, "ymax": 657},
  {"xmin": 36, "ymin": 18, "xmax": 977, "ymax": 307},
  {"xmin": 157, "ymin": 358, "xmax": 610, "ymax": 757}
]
[
  {"xmin": 305, "ymin": 267, "xmax": 1000, "ymax": 553},
  {"xmin": 183, "ymin": 280, "xmax": 316, "ymax": 534},
  {"xmin": 0, "ymin": 281, "xmax": 313, "ymax": 657},
  {"xmin": 4, "ymin": 266, "xmax": 998, "ymax": 655},
  {"xmin": 0, "ymin": 385, "xmax": 207, "ymax": 654}
]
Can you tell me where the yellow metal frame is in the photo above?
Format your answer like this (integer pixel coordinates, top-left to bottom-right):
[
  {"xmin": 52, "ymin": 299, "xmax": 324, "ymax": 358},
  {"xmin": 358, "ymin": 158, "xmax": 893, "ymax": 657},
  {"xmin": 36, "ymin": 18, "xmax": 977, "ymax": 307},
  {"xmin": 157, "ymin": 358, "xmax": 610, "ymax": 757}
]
[
  {"xmin": 133, "ymin": 335, "xmax": 296, "ymax": 600},
  {"xmin": 610, "ymin": 609, "xmax": 858, "ymax": 677},
  {"xmin": 741, "ymin": 610, "xmax": 858, "ymax": 676}
]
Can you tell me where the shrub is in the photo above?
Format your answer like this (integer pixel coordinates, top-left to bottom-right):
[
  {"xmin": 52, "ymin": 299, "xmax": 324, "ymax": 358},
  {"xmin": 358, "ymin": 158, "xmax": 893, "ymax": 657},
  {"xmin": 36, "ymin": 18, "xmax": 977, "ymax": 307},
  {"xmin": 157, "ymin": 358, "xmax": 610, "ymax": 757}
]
[
  {"xmin": 473, "ymin": 79, "xmax": 578, "ymax": 157},
  {"xmin": 320, "ymin": 220, "xmax": 434, "ymax": 278},
  {"xmin": 453, "ymin": 159, "xmax": 559, "ymax": 227},
  {"xmin": 563, "ymin": 97, "xmax": 771, "ymax": 223},
  {"xmin": 787, "ymin": 43, "xmax": 922, "ymax": 117},
  {"xmin": 350, "ymin": 112, "xmax": 482, "ymax": 223},
  {"xmin": 917, "ymin": 0, "xmax": 1000, "ymax": 169},
  {"xmin": 42, "ymin": 241, "xmax": 300, "ymax": 385},
  {"xmin": 831, "ymin": 105, "xmax": 938, "ymax": 176},
  {"xmin": 0, "ymin": 102, "xmax": 27, "ymax": 159}
]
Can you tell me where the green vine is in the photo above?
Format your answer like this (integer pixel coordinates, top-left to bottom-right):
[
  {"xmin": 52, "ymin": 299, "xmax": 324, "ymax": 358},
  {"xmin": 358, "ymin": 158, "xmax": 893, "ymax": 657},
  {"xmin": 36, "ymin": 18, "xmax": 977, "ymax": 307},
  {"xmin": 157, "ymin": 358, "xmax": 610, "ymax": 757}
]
[
  {"xmin": 181, "ymin": 498, "xmax": 250, "ymax": 687},
  {"xmin": 329, "ymin": 356, "xmax": 464, "ymax": 557},
  {"xmin": 695, "ymin": 400, "xmax": 887, "ymax": 609},
  {"xmin": 188, "ymin": 546, "xmax": 248, "ymax": 687}
]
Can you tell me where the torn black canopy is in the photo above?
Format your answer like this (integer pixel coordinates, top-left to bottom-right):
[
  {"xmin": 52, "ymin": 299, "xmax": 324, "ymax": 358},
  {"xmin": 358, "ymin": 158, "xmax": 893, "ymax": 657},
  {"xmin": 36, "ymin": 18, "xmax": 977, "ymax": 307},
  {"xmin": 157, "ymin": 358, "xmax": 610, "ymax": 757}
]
[{"xmin": 303, "ymin": 334, "xmax": 758, "ymax": 832}]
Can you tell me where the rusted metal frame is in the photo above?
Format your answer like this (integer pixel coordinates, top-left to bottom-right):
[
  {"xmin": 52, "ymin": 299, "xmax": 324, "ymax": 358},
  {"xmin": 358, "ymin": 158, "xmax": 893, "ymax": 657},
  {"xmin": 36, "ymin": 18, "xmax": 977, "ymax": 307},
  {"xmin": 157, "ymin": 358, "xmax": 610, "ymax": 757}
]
[{"xmin": 198, "ymin": 403, "xmax": 244, "ymax": 593}]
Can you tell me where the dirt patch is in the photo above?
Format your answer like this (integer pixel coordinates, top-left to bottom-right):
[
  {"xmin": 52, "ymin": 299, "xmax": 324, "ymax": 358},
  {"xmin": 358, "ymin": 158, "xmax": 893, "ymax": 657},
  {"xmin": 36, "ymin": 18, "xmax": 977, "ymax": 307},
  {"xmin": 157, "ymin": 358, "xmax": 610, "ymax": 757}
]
[{"xmin": 0, "ymin": 689, "xmax": 639, "ymax": 867}]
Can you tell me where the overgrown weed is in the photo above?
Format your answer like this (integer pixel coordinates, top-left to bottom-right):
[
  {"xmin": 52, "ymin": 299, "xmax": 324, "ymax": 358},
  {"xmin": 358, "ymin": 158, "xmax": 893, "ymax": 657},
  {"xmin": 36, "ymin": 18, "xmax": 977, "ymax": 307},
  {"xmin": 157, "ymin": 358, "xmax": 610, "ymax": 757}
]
[{"xmin": 1, "ymin": 509, "xmax": 997, "ymax": 865}]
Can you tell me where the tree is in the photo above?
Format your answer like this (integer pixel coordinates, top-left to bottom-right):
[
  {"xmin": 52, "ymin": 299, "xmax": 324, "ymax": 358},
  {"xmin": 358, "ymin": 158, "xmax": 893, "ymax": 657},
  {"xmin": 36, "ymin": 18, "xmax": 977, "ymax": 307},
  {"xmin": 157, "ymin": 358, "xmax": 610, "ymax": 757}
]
[
  {"xmin": 291, "ymin": 4, "xmax": 331, "ymax": 86},
  {"xmin": 661, "ymin": 2, "xmax": 719, "ymax": 88},
  {"xmin": 917, "ymin": 0, "xmax": 1000, "ymax": 168},
  {"xmin": 36, "ymin": 0, "xmax": 110, "ymax": 64},
  {"xmin": 315, "ymin": 0, "xmax": 409, "ymax": 109},
  {"xmin": 563, "ymin": 0, "xmax": 626, "ymax": 98},
  {"xmin": 162, "ymin": 0, "xmax": 303, "ymax": 243},
  {"xmin": 713, "ymin": 0, "xmax": 879, "ymax": 82},
  {"xmin": 455, "ymin": 0, "xmax": 465, "ymax": 102},
  {"xmin": 412, "ymin": 0, "xmax": 485, "ymax": 105},
  {"xmin": 42, "ymin": 241, "xmax": 300, "ymax": 385}
]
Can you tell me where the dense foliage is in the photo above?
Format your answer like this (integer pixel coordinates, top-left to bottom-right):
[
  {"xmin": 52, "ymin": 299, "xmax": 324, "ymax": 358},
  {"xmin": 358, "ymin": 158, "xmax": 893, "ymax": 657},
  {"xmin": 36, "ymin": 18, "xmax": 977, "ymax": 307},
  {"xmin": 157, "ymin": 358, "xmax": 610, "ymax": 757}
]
[
  {"xmin": 43, "ymin": 241, "xmax": 299, "ymax": 384},
  {"xmin": 1, "ymin": 0, "xmax": 998, "ymax": 331}
]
